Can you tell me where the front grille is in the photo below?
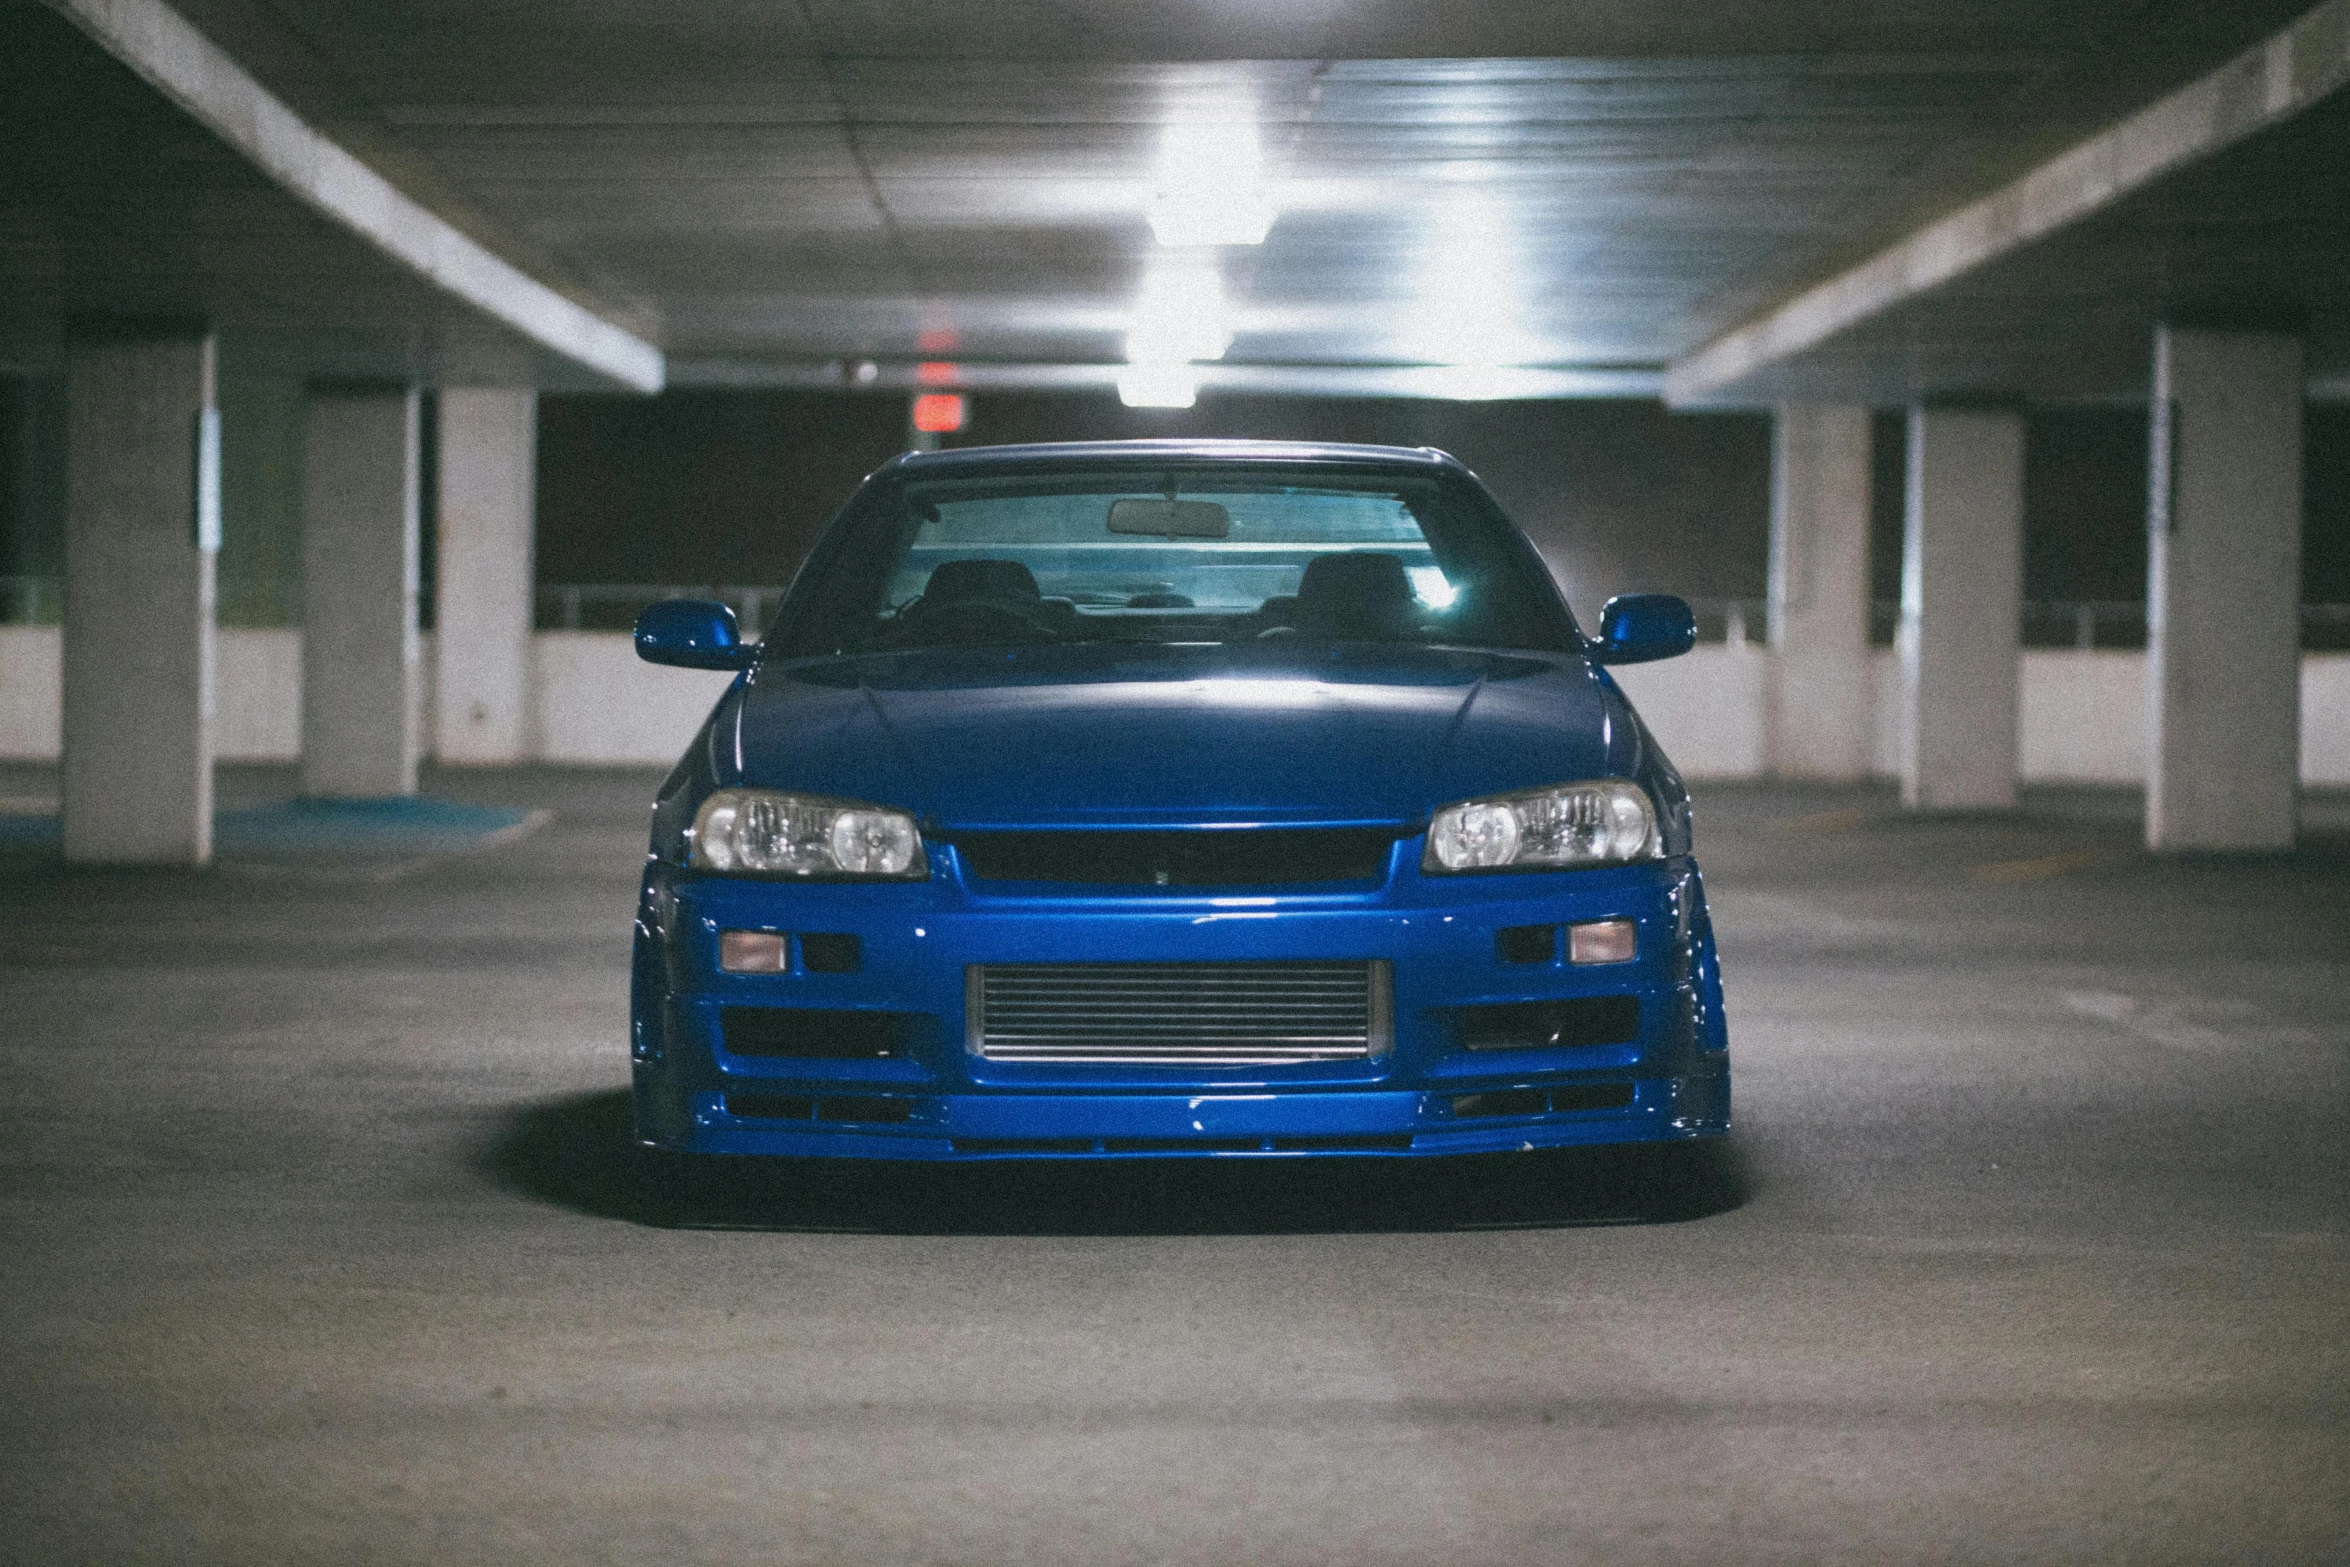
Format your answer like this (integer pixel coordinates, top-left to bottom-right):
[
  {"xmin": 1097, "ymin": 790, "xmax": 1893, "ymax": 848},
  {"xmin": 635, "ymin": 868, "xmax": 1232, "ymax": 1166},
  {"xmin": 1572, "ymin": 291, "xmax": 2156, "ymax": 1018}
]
[
  {"xmin": 970, "ymin": 960, "xmax": 1390, "ymax": 1065},
  {"xmin": 953, "ymin": 828, "xmax": 1396, "ymax": 887}
]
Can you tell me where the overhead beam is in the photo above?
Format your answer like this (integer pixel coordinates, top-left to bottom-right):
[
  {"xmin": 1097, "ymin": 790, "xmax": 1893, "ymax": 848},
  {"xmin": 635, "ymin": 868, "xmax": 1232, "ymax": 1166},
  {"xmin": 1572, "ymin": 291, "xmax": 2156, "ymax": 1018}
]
[
  {"xmin": 1666, "ymin": 0, "xmax": 2350, "ymax": 406},
  {"xmin": 45, "ymin": 0, "xmax": 665, "ymax": 393},
  {"xmin": 667, "ymin": 358, "xmax": 1667, "ymax": 400}
]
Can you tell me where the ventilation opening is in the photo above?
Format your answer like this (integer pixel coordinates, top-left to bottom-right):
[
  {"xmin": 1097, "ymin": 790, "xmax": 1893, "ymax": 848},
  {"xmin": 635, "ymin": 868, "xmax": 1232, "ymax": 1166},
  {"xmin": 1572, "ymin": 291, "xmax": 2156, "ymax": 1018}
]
[
  {"xmin": 1496, "ymin": 924, "xmax": 1557, "ymax": 965},
  {"xmin": 947, "ymin": 1133, "xmax": 1418, "ymax": 1155},
  {"xmin": 974, "ymin": 960, "xmax": 1384, "ymax": 1065},
  {"xmin": 1455, "ymin": 995, "xmax": 1641, "ymax": 1051},
  {"xmin": 953, "ymin": 828, "xmax": 1397, "ymax": 887},
  {"xmin": 1451, "ymin": 1083, "xmax": 1635, "ymax": 1119},
  {"xmin": 1451, "ymin": 1089, "xmax": 1546, "ymax": 1118},
  {"xmin": 723, "ymin": 1092, "xmax": 915, "ymax": 1124},
  {"xmin": 1269, "ymin": 1134, "xmax": 1415, "ymax": 1152},
  {"xmin": 1551, "ymin": 1082, "xmax": 1636, "ymax": 1112},
  {"xmin": 799, "ymin": 933, "xmax": 862, "ymax": 973},
  {"xmin": 722, "ymin": 1007, "xmax": 904, "ymax": 1059},
  {"xmin": 724, "ymin": 1093, "xmax": 815, "ymax": 1121},
  {"xmin": 815, "ymin": 1095, "xmax": 913, "ymax": 1124}
]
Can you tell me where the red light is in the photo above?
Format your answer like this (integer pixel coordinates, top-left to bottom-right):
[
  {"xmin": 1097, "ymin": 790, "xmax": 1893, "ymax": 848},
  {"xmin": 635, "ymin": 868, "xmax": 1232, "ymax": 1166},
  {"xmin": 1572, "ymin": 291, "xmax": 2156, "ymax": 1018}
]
[
  {"xmin": 911, "ymin": 393, "xmax": 967, "ymax": 433},
  {"xmin": 916, "ymin": 360, "xmax": 959, "ymax": 386}
]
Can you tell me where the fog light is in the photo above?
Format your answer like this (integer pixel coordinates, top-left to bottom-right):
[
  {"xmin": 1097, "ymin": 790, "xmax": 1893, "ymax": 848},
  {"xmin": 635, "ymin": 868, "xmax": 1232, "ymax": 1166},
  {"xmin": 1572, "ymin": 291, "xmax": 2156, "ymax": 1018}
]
[
  {"xmin": 1569, "ymin": 918, "xmax": 1636, "ymax": 965},
  {"xmin": 720, "ymin": 929, "xmax": 787, "ymax": 973}
]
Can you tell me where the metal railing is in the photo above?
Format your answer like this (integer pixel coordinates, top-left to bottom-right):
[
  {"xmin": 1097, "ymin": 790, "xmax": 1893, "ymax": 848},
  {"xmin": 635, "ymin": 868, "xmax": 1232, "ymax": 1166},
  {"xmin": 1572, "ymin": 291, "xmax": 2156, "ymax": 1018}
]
[
  {"xmin": 1683, "ymin": 597, "xmax": 1766, "ymax": 644},
  {"xmin": 1633, "ymin": 597, "xmax": 2348, "ymax": 650},
  {"xmin": 535, "ymin": 586, "xmax": 1785, "ymax": 641},
  {"xmin": 1870, "ymin": 598, "xmax": 2159, "ymax": 649},
  {"xmin": 535, "ymin": 583, "xmax": 786, "ymax": 634},
  {"xmin": 0, "ymin": 574, "xmax": 61, "ymax": 624},
  {"xmin": 1, "ymin": 574, "xmax": 302, "ymax": 627},
  {"xmin": 7, "ymin": 573, "xmax": 2348, "ymax": 649},
  {"xmin": 535, "ymin": 589, "xmax": 1793, "ymax": 644}
]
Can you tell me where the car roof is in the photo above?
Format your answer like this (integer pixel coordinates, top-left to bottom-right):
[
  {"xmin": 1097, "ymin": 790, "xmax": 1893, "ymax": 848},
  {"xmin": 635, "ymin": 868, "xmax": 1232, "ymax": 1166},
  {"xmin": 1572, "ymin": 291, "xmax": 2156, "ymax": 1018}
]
[{"xmin": 881, "ymin": 438, "xmax": 1472, "ymax": 479}]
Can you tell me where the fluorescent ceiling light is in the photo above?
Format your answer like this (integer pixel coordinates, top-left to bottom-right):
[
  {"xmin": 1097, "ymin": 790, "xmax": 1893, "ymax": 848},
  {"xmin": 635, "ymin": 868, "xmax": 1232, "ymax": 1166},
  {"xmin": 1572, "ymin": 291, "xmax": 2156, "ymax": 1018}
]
[
  {"xmin": 1150, "ymin": 193, "xmax": 1275, "ymax": 248},
  {"xmin": 1408, "ymin": 567, "xmax": 1459, "ymax": 609},
  {"xmin": 1148, "ymin": 115, "xmax": 1276, "ymax": 247},
  {"xmin": 1125, "ymin": 255, "xmax": 1232, "ymax": 366},
  {"xmin": 1403, "ymin": 193, "xmax": 1546, "ymax": 396},
  {"xmin": 1117, "ymin": 365, "xmax": 1200, "ymax": 408}
]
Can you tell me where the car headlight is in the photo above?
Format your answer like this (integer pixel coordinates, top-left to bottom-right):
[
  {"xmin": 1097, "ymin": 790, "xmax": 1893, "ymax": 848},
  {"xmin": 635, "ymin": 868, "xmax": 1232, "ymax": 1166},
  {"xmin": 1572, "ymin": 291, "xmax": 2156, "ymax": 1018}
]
[
  {"xmin": 1423, "ymin": 779, "xmax": 1658, "ymax": 872},
  {"xmin": 690, "ymin": 789, "xmax": 927, "ymax": 878}
]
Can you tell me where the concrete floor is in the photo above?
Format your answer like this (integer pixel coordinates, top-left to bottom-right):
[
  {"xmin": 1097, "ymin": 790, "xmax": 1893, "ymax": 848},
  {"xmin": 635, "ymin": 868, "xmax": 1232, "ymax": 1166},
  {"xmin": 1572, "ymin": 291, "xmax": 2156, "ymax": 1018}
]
[{"xmin": 2, "ymin": 764, "xmax": 2346, "ymax": 1564}]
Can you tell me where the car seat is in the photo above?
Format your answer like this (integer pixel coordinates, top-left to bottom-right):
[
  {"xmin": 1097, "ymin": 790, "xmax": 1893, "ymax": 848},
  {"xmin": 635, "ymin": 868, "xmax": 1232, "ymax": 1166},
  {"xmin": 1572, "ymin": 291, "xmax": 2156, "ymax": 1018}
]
[
  {"xmin": 922, "ymin": 558, "xmax": 1042, "ymax": 604},
  {"xmin": 1292, "ymin": 551, "xmax": 1418, "ymax": 639},
  {"xmin": 912, "ymin": 557, "xmax": 1077, "ymax": 636}
]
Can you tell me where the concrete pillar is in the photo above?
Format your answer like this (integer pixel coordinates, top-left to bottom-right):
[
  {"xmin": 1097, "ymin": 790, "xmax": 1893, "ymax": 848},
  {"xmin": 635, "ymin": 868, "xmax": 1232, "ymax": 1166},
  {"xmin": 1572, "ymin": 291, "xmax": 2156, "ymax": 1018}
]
[
  {"xmin": 1765, "ymin": 405, "xmax": 1874, "ymax": 780},
  {"xmin": 301, "ymin": 386, "xmax": 420, "ymax": 797},
  {"xmin": 61, "ymin": 330, "xmax": 219, "ymax": 864},
  {"xmin": 433, "ymin": 388, "xmax": 537, "ymax": 764},
  {"xmin": 1898, "ymin": 405, "xmax": 2023, "ymax": 810},
  {"xmin": 2146, "ymin": 328, "xmax": 2303, "ymax": 851}
]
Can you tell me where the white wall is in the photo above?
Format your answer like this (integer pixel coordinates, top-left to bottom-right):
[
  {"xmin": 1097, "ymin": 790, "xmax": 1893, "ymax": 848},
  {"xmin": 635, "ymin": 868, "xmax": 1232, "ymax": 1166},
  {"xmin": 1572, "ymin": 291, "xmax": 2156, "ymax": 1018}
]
[
  {"xmin": 0, "ymin": 625, "xmax": 2344, "ymax": 784},
  {"xmin": 0, "ymin": 626, "xmax": 60, "ymax": 760},
  {"xmin": 2304, "ymin": 656, "xmax": 2350, "ymax": 785},
  {"xmin": 528, "ymin": 631, "xmax": 735, "ymax": 764},
  {"xmin": 9, "ymin": 626, "xmax": 434, "ymax": 765},
  {"xmin": 2019, "ymin": 650, "xmax": 2146, "ymax": 784},
  {"xmin": 1576, "ymin": 642, "xmax": 2350, "ymax": 788},
  {"xmin": 1609, "ymin": 643, "xmax": 1766, "ymax": 780},
  {"xmin": 214, "ymin": 629, "xmax": 300, "ymax": 761}
]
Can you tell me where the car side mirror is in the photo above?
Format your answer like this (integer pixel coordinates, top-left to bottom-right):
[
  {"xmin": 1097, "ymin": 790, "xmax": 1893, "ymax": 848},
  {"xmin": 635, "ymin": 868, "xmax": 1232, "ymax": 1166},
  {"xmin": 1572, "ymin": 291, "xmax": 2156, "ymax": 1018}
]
[
  {"xmin": 1591, "ymin": 593, "xmax": 1697, "ymax": 665},
  {"xmin": 635, "ymin": 598, "xmax": 752, "ymax": 669}
]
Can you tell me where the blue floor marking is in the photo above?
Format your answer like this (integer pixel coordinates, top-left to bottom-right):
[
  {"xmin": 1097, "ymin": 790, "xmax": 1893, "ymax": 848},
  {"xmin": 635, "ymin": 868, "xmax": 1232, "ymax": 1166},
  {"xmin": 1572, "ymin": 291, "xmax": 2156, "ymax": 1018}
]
[{"xmin": 0, "ymin": 797, "xmax": 536, "ymax": 854}]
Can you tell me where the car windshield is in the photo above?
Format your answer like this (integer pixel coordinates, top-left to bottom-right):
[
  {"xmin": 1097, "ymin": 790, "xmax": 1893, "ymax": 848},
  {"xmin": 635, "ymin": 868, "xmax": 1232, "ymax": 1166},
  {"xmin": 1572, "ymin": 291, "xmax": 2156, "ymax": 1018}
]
[{"xmin": 774, "ymin": 466, "xmax": 1575, "ymax": 656}]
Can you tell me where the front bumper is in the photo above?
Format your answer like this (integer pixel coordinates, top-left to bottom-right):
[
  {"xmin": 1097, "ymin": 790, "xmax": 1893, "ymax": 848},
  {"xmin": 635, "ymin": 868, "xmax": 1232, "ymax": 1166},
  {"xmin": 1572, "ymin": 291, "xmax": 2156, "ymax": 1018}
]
[{"xmin": 630, "ymin": 847, "xmax": 1730, "ymax": 1160}]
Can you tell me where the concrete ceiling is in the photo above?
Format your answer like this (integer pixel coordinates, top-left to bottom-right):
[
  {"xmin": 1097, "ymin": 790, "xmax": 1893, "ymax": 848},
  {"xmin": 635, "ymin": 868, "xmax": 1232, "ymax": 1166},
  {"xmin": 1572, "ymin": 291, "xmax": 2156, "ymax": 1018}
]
[
  {"xmin": 1675, "ymin": 83, "xmax": 2350, "ymax": 407},
  {"xmin": 0, "ymin": 1, "xmax": 632, "ymax": 387},
  {"xmin": 4, "ymin": 0, "xmax": 2341, "ymax": 401}
]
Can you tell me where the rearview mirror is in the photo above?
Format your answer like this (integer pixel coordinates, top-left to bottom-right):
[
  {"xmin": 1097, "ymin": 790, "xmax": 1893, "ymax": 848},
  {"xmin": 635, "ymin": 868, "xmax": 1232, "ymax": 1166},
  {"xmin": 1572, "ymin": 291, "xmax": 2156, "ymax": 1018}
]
[
  {"xmin": 635, "ymin": 598, "xmax": 752, "ymax": 669},
  {"xmin": 1591, "ymin": 593, "xmax": 1696, "ymax": 665},
  {"xmin": 1108, "ymin": 497, "xmax": 1231, "ymax": 538}
]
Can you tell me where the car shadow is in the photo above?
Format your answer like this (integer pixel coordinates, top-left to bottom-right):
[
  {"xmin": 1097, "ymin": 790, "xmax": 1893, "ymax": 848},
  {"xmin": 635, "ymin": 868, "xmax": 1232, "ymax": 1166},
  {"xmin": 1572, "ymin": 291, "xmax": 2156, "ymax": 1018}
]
[{"xmin": 480, "ymin": 1089, "xmax": 1751, "ymax": 1234}]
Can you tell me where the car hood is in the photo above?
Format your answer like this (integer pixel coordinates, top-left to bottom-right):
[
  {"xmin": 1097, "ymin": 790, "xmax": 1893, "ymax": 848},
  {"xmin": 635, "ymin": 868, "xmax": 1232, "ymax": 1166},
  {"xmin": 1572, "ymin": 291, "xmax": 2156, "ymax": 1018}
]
[{"xmin": 729, "ymin": 643, "xmax": 1622, "ymax": 829}]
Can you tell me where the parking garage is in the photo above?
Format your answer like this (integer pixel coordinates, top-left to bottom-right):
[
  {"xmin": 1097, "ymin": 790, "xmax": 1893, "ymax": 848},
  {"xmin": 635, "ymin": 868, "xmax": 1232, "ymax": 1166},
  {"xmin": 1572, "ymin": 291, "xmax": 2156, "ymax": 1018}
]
[{"xmin": 3, "ymin": 0, "xmax": 2348, "ymax": 1559}]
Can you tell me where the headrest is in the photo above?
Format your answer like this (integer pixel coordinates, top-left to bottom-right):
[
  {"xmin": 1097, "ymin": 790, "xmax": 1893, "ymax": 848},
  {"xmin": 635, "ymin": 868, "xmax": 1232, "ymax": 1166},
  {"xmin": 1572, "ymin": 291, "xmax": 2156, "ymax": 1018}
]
[
  {"xmin": 1294, "ymin": 552, "xmax": 1416, "ymax": 632},
  {"xmin": 923, "ymin": 558, "xmax": 1040, "ymax": 604}
]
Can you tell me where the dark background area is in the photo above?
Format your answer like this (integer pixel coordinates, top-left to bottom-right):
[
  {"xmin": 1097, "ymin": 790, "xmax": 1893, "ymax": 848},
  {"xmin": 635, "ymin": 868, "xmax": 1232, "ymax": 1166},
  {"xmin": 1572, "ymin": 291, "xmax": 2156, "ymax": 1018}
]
[
  {"xmin": 534, "ymin": 391, "xmax": 1776, "ymax": 627},
  {"xmin": 2308, "ymin": 405, "xmax": 2350, "ymax": 610},
  {"xmin": 5, "ymin": 382, "xmax": 2348, "ymax": 633},
  {"xmin": 1868, "ymin": 405, "xmax": 2167, "ymax": 644},
  {"xmin": 538, "ymin": 390, "xmax": 2350, "ymax": 640},
  {"xmin": 1867, "ymin": 407, "xmax": 2160, "ymax": 609}
]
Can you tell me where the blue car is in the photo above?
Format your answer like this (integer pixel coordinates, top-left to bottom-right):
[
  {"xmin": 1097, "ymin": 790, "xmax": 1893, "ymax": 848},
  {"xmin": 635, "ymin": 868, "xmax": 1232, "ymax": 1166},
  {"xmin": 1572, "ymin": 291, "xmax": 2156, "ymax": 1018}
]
[{"xmin": 630, "ymin": 439, "xmax": 1728, "ymax": 1163}]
